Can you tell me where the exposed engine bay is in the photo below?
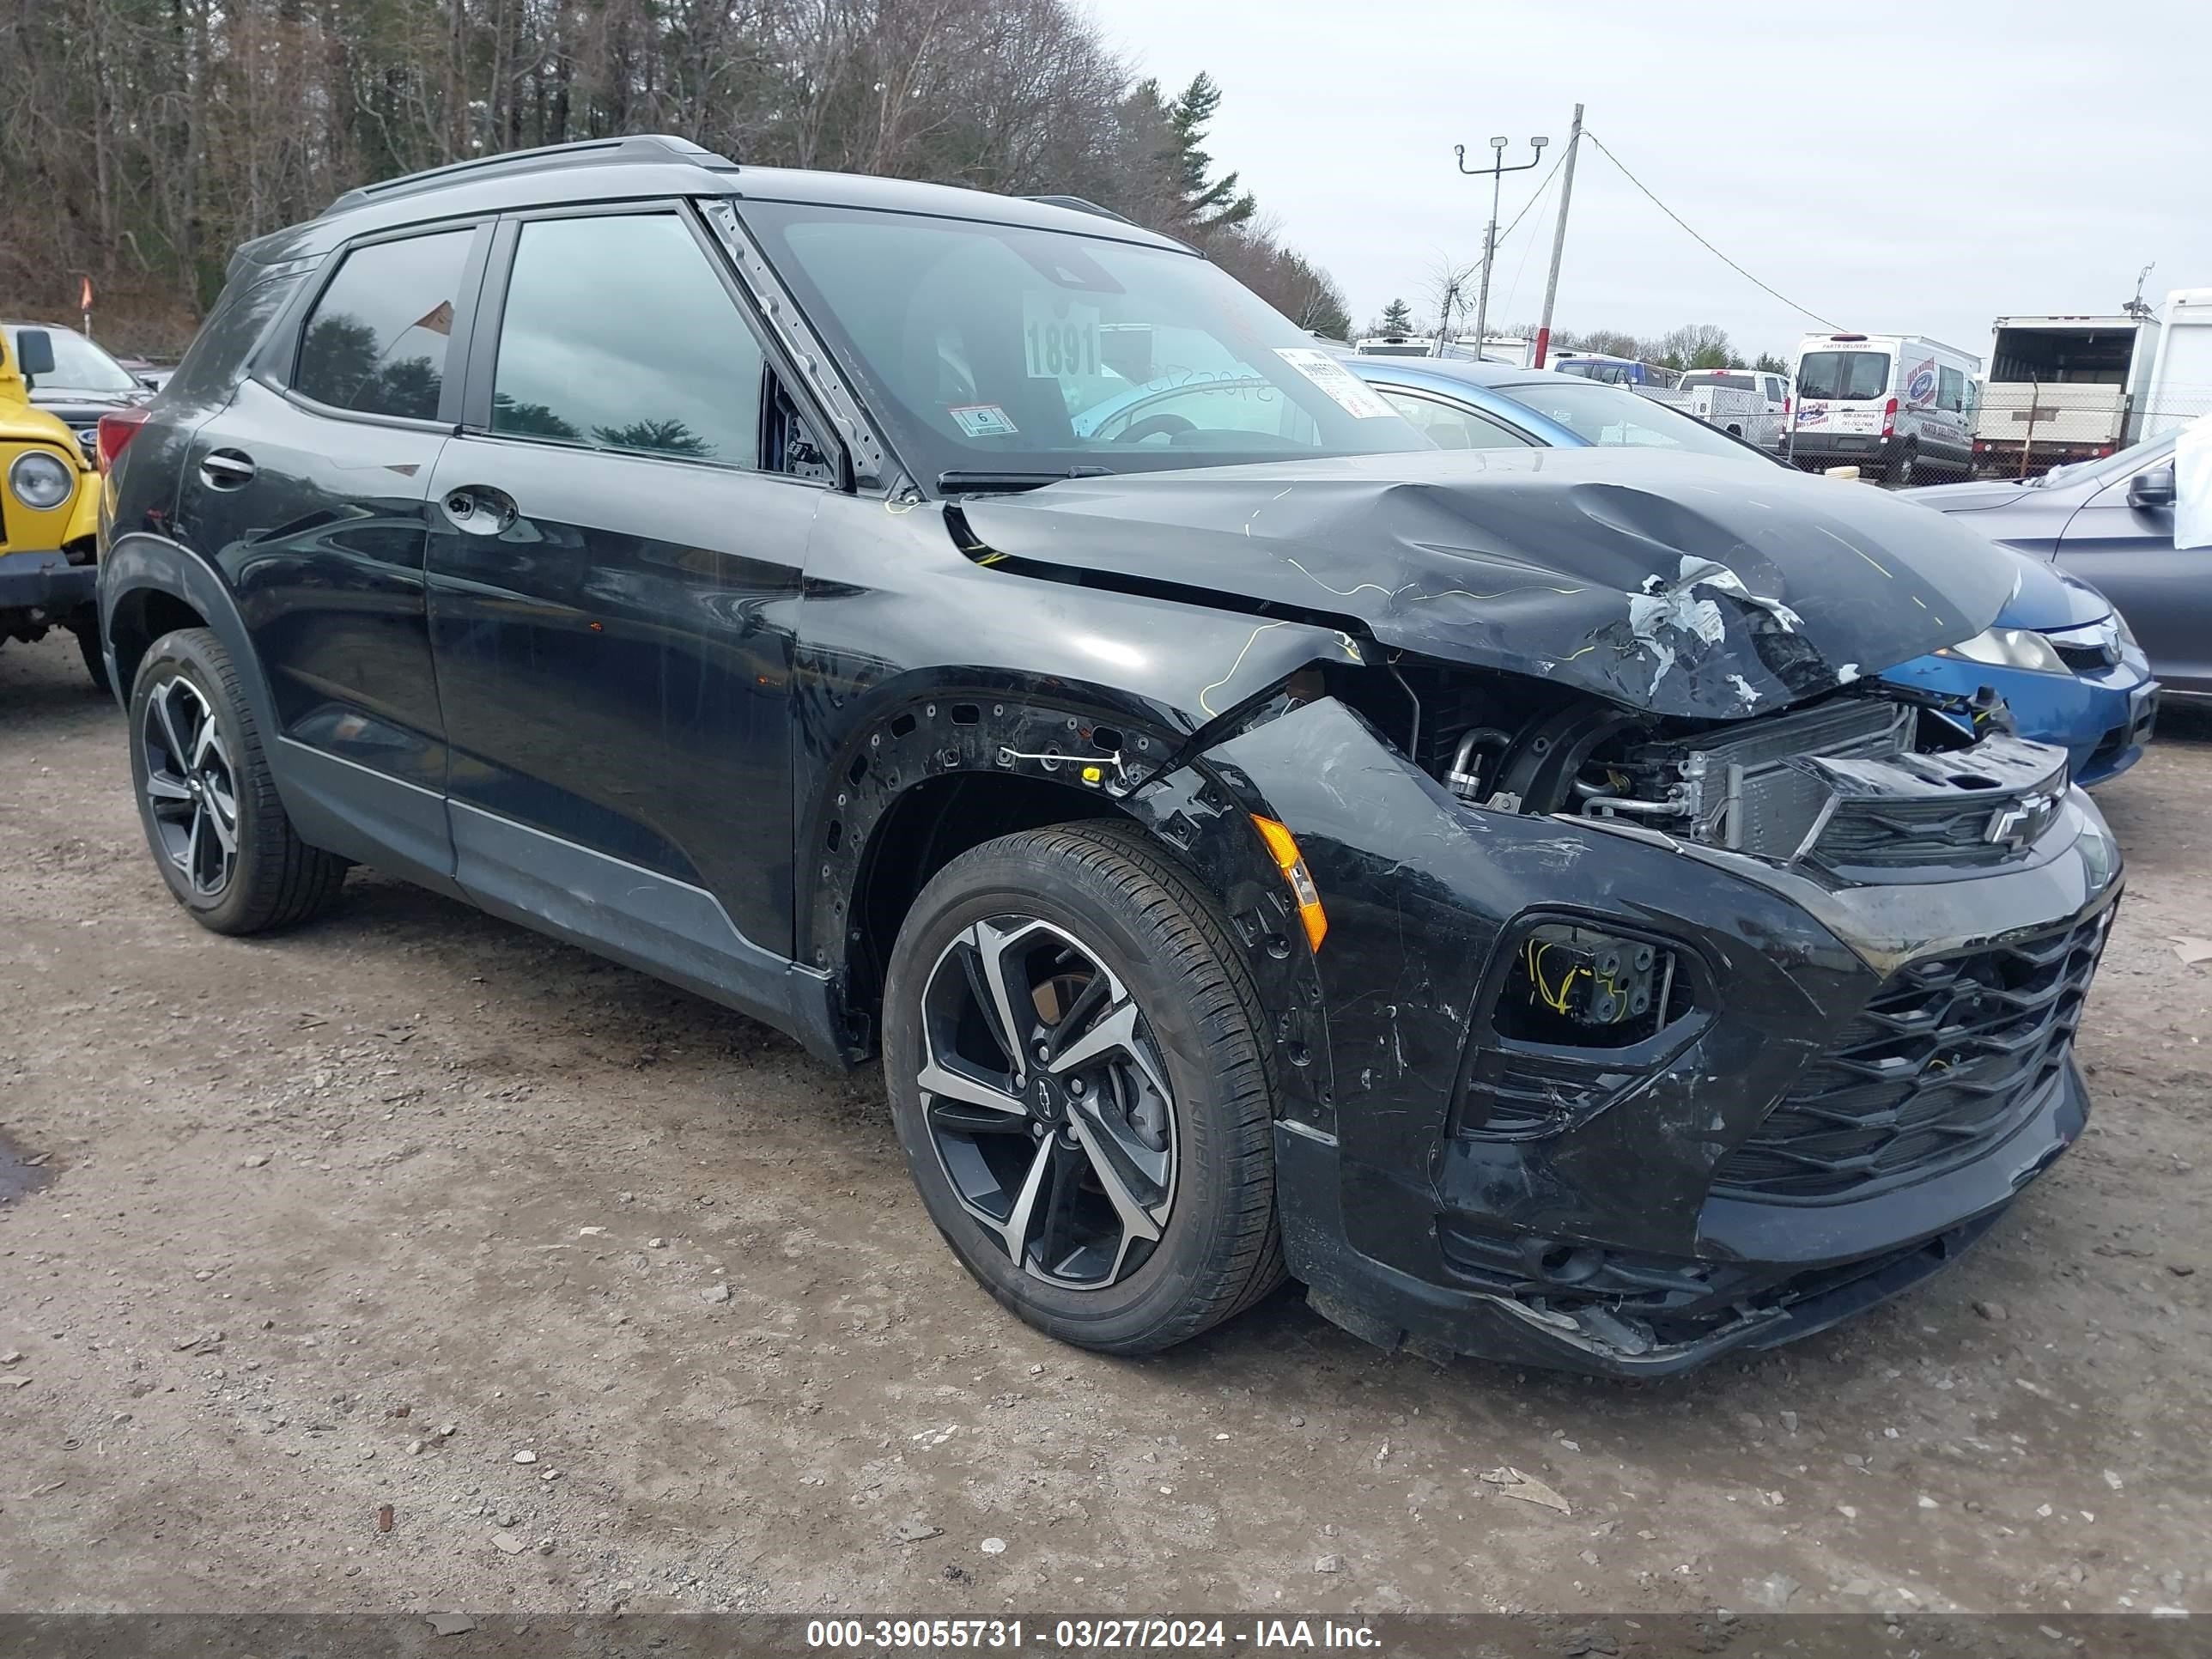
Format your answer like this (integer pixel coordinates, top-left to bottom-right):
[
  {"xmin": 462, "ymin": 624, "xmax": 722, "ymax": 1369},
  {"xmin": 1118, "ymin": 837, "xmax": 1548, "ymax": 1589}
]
[{"xmin": 1308, "ymin": 652, "xmax": 2073, "ymax": 882}]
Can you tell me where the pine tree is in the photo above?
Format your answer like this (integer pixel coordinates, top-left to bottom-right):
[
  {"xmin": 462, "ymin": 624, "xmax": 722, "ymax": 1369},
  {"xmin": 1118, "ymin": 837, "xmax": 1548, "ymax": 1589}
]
[{"xmin": 1158, "ymin": 72, "xmax": 1257, "ymax": 233}]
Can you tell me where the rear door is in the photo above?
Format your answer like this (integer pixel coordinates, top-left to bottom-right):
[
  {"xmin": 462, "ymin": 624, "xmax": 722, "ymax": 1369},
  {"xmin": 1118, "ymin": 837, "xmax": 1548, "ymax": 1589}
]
[
  {"xmin": 2056, "ymin": 445, "xmax": 2202, "ymax": 693},
  {"xmin": 426, "ymin": 203, "xmax": 826, "ymax": 968},
  {"xmin": 172, "ymin": 221, "xmax": 489, "ymax": 887},
  {"xmin": 1794, "ymin": 347, "xmax": 1893, "ymax": 442}
]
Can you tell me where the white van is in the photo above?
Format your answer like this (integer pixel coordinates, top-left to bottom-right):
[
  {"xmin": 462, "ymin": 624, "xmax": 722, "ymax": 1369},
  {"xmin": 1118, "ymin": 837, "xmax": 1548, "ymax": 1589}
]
[
  {"xmin": 1674, "ymin": 368, "xmax": 1789, "ymax": 450},
  {"xmin": 1786, "ymin": 331, "xmax": 1980, "ymax": 484}
]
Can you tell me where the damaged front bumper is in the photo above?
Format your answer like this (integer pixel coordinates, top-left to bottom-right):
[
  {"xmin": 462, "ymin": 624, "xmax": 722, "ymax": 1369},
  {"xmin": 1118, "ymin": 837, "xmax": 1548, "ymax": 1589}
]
[{"xmin": 1203, "ymin": 696, "xmax": 2123, "ymax": 1378}]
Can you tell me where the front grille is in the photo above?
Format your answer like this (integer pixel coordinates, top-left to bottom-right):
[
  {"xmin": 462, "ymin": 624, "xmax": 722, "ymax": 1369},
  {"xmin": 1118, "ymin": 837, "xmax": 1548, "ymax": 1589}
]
[
  {"xmin": 2054, "ymin": 639, "xmax": 2118, "ymax": 674},
  {"xmin": 1711, "ymin": 908, "xmax": 2112, "ymax": 1200},
  {"xmin": 1812, "ymin": 794, "xmax": 2018, "ymax": 869}
]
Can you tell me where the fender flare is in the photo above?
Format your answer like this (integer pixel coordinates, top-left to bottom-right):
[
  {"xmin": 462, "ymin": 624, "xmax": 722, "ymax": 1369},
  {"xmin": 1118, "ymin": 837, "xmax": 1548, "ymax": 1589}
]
[
  {"xmin": 99, "ymin": 532, "xmax": 278, "ymax": 733},
  {"xmin": 806, "ymin": 684, "xmax": 1334, "ymax": 1131}
]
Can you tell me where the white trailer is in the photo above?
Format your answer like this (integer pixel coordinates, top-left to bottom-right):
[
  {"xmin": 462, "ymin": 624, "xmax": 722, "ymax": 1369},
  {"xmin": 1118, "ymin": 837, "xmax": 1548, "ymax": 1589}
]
[
  {"xmin": 2140, "ymin": 288, "xmax": 2212, "ymax": 441},
  {"xmin": 1971, "ymin": 314, "xmax": 2160, "ymax": 476},
  {"xmin": 1637, "ymin": 382, "xmax": 1770, "ymax": 447}
]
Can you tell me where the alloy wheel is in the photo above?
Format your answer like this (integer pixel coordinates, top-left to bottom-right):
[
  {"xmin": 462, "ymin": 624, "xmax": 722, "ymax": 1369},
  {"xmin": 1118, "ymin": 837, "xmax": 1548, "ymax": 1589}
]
[
  {"xmin": 142, "ymin": 676, "xmax": 239, "ymax": 898},
  {"xmin": 916, "ymin": 916, "xmax": 1177, "ymax": 1289}
]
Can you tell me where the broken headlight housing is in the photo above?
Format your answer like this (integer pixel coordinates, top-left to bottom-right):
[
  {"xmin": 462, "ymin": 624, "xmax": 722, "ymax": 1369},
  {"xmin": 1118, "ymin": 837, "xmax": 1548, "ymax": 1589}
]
[{"xmin": 1938, "ymin": 626, "xmax": 2069, "ymax": 676}]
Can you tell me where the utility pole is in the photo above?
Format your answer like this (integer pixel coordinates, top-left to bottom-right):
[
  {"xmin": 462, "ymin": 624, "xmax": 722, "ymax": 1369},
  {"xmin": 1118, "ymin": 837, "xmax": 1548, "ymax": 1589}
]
[
  {"xmin": 1431, "ymin": 277, "xmax": 1458, "ymax": 357},
  {"xmin": 1534, "ymin": 104, "xmax": 1583, "ymax": 369},
  {"xmin": 1456, "ymin": 132, "xmax": 1547, "ymax": 360}
]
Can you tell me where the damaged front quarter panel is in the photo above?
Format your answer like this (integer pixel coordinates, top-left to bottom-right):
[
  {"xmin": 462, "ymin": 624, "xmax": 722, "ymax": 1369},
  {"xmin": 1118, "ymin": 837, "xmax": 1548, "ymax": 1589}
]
[
  {"xmin": 1199, "ymin": 690, "xmax": 2120, "ymax": 1374},
  {"xmin": 956, "ymin": 447, "xmax": 2018, "ymax": 720}
]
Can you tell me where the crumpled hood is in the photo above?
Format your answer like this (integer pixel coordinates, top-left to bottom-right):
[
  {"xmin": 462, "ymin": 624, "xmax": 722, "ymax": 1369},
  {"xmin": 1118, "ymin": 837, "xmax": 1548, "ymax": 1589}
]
[
  {"xmin": 1998, "ymin": 546, "xmax": 2111, "ymax": 632},
  {"xmin": 957, "ymin": 447, "xmax": 2015, "ymax": 720}
]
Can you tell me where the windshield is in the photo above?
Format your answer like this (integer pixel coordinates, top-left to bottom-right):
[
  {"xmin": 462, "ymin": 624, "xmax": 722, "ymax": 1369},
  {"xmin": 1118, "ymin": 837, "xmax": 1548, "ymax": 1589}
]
[
  {"xmin": 1796, "ymin": 349, "xmax": 1891, "ymax": 402},
  {"xmin": 1680, "ymin": 372, "xmax": 1754, "ymax": 391},
  {"xmin": 742, "ymin": 202, "xmax": 1426, "ymax": 485},
  {"xmin": 11, "ymin": 328, "xmax": 139, "ymax": 394},
  {"xmin": 1489, "ymin": 378, "xmax": 1766, "ymax": 461}
]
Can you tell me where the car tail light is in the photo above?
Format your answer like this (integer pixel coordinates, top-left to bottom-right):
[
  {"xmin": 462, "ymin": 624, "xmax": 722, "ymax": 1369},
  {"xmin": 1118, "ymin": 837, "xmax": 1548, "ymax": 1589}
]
[
  {"xmin": 1881, "ymin": 397, "xmax": 1899, "ymax": 438},
  {"xmin": 96, "ymin": 407, "xmax": 152, "ymax": 474}
]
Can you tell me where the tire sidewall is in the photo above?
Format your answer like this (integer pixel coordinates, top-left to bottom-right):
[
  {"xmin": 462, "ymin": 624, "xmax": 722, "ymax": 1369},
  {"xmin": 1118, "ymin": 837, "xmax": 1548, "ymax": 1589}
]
[
  {"xmin": 127, "ymin": 631, "xmax": 264, "ymax": 931},
  {"xmin": 883, "ymin": 836, "xmax": 1258, "ymax": 1350}
]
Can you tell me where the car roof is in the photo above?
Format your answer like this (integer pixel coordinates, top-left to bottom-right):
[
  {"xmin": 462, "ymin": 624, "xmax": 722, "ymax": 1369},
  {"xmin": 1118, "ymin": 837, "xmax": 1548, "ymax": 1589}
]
[
  {"xmin": 238, "ymin": 135, "xmax": 1194, "ymax": 272},
  {"xmin": 1343, "ymin": 357, "xmax": 1590, "ymax": 447},
  {"xmin": 1346, "ymin": 354, "xmax": 1536, "ymax": 389}
]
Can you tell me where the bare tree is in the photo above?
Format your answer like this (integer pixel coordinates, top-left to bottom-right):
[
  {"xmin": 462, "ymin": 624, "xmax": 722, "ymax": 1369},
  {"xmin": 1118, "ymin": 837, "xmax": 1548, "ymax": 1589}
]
[{"xmin": 3, "ymin": 0, "xmax": 1352, "ymax": 354}]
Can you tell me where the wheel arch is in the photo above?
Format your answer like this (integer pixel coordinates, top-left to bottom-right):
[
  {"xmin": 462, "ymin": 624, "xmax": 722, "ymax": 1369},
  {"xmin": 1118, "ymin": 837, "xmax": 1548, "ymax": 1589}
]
[
  {"xmin": 810, "ymin": 688, "xmax": 1333, "ymax": 1128},
  {"xmin": 99, "ymin": 533, "xmax": 273, "ymax": 730}
]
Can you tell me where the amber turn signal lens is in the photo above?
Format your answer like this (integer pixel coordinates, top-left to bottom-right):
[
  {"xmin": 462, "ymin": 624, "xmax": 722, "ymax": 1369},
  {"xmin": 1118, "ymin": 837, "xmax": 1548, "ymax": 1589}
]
[{"xmin": 1249, "ymin": 814, "xmax": 1327, "ymax": 953}]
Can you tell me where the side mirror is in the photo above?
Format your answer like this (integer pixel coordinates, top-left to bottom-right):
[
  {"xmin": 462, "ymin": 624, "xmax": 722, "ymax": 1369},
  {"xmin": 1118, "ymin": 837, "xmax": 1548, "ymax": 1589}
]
[
  {"xmin": 15, "ymin": 328, "xmax": 56, "ymax": 380},
  {"xmin": 2128, "ymin": 465, "xmax": 2177, "ymax": 510}
]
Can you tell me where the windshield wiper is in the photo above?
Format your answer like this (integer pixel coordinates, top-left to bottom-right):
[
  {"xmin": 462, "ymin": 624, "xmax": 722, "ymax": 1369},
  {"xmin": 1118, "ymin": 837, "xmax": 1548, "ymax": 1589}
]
[{"xmin": 936, "ymin": 465, "xmax": 1115, "ymax": 495}]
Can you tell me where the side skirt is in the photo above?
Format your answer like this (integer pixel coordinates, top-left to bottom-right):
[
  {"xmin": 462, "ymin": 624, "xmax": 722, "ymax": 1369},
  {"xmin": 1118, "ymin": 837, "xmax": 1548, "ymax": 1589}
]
[{"xmin": 449, "ymin": 803, "xmax": 844, "ymax": 1066}]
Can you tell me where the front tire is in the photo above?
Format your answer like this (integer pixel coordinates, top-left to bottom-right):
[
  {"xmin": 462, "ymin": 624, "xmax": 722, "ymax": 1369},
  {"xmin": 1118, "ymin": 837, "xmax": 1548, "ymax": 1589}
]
[
  {"xmin": 884, "ymin": 823, "xmax": 1284, "ymax": 1354},
  {"xmin": 127, "ymin": 627, "xmax": 346, "ymax": 935}
]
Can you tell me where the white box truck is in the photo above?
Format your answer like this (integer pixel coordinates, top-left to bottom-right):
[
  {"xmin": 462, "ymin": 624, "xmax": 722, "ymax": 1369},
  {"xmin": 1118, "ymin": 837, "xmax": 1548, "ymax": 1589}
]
[
  {"xmin": 1970, "ymin": 314, "xmax": 2160, "ymax": 477},
  {"xmin": 1784, "ymin": 332, "xmax": 1979, "ymax": 484},
  {"xmin": 2140, "ymin": 288, "xmax": 2212, "ymax": 441}
]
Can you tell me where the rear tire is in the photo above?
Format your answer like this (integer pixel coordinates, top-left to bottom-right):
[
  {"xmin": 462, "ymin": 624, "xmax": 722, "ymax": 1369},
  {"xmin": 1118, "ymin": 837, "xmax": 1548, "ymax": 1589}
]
[
  {"xmin": 127, "ymin": 627, "xmax": 346, "ymax": 935},
  {"xmin": 1887, "ymin": 442, "xmax": 1919, "ymax": 487},
  {"xmin": 883, "ymin": 822, "xmax": 1284, "ymax": 1354}
]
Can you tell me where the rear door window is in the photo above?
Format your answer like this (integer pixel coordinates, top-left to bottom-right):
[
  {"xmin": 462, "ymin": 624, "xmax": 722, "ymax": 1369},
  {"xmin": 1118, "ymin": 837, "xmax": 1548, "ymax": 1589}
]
[
  {"xmin": 1376, "ymin": 389, "xmax": 1538, "ymax": 451},
  {"xmin": 1797, "ymin": 350, "xmax": 1892, "ymax": 401},
  {"xmin": 489, "ymin": 213, "xmax": 765, "ymax": 467},
  {"xmin": 294, "ymin": 229, "xmax": 475, "ymax": 420}
]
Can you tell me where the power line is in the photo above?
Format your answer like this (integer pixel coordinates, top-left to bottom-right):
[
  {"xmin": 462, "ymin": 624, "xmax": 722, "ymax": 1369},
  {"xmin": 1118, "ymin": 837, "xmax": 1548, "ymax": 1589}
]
[
  {"xmin": 1497, "ymin": 148, "xmax": 1565, "ymax": 246},
  {"xmin": 1581, "ymin": 129, "xmax": 1844, "ymax": 331},
  {"xmin": 1457, "ymin": 148, "xmax": 1565, "ymax": 331},
  {"xmin": 1498, "ymin": 157, "xmax": 1561, "ymax": 323}
]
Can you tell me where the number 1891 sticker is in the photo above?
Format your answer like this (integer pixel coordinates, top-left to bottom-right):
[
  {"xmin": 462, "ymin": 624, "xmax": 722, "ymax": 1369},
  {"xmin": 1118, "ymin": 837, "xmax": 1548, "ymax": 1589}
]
[{"xmin": 1024, "ymin": 293, "xmax": 1103, "ymax": 379}]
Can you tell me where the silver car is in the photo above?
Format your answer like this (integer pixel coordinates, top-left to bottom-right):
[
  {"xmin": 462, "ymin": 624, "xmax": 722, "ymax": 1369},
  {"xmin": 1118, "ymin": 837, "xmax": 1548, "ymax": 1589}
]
[{"xmin": 1903, "ymin": 431, "xmax": 2202, "ymax": 698}]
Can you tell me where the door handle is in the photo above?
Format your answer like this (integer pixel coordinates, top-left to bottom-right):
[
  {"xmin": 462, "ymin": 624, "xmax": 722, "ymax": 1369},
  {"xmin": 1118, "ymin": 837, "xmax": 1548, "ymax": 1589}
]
[
  {"xmin": 198, "ymin": 448, "xmax": 257, "ymax": 489},
  {"xmin": 440, "ymin": 485, "xmax": 519, "ymax": 537}
]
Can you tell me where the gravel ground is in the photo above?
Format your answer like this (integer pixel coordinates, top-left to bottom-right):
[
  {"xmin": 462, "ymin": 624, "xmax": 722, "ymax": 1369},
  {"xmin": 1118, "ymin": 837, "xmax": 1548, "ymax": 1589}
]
[{"xmin": 2, "ymin": 628, "xmax": 2208, "ymax": 1618}]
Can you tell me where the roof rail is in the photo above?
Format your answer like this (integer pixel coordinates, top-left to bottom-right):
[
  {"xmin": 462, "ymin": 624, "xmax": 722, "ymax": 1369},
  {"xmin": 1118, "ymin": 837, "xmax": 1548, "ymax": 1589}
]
[
  {"xmin": 323, "ymin": 134, "xmax": 737, "ymax": 217},
  {"xmin": 1021, "ymin": 194, "xmax": 1137, "ymax": 227}
]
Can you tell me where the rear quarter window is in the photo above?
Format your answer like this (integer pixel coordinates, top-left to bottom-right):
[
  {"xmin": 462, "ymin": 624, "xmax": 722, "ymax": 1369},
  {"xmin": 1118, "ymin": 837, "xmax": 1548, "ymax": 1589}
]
[{"xmin": 162, "ymin": 265, "xmax": 312, "ymax": 405}]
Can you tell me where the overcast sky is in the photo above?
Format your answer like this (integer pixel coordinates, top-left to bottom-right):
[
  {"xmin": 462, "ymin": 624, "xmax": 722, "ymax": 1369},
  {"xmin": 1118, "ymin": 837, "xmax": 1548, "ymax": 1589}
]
[{"xmin": 1087, "ymin": 0, "xmax": 2212, "ymax": 362}]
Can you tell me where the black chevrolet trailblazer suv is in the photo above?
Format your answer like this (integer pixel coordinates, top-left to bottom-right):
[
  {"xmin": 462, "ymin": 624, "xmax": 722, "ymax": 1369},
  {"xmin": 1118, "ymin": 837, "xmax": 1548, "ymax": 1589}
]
[{"xmin": 94, "ymin": 136, "xmax": 2121, "ymax": 1376}]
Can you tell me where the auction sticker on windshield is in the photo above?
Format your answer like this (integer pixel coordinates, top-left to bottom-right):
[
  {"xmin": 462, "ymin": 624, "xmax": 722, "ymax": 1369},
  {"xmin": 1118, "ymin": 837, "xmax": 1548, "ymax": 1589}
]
[
  {"xmin": 1274, "ymin": 348, "xmax": 1398, "ymax": 418},
  {"xmin": 1024, "ymin": 293, "xmax": 1103, "ymax": 378},
  {"xmin": 949, "ymin": 404, "xmax": 1019, "ymax": 438}
]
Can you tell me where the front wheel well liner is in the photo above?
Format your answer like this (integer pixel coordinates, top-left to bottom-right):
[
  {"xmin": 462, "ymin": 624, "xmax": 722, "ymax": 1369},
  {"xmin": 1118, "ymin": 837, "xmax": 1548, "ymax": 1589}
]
[{"xmin": 842, "ymin": 769, "xmax": 1132, "ymax": 1044}]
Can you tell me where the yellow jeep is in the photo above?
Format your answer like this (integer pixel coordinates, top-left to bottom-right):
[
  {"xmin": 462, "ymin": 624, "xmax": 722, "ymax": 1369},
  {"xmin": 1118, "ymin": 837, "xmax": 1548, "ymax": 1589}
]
[{"xmin": 2, "ymin": 326, "xmax": 105, "ymax": 689}]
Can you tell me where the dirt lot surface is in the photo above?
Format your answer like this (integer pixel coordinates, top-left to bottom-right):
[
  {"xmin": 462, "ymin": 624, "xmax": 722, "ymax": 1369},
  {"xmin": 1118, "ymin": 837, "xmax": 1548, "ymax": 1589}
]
[{"xmin": 3, "ymin": 629, "xmax": 2208, "ymax": 1619}]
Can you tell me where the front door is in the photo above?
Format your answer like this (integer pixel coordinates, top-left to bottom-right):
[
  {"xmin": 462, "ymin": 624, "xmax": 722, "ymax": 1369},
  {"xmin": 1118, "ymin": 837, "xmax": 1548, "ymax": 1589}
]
[
  {"xmin": 2057, "ymin": 453, "xmax": 2201, "ymax": 694},
  {"xmin": 172, "ymin": 222, "xmax": 489, "ymax": 884},
  {"xmin": 426, "ymin": 206, "xmax": 824, "ymax": 977}
]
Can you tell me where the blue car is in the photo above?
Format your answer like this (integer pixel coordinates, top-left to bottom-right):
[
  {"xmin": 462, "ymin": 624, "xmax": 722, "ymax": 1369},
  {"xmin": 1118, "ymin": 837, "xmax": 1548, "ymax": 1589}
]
[{"xmin": 1333, "ymin": 356, "xmax": 2159, "ymax": 785}]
